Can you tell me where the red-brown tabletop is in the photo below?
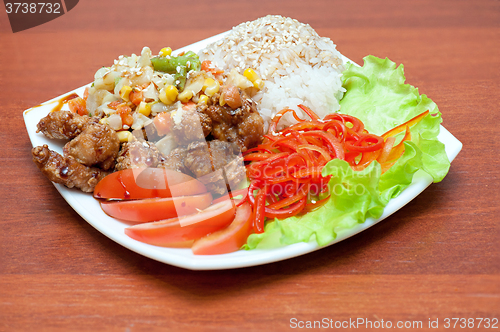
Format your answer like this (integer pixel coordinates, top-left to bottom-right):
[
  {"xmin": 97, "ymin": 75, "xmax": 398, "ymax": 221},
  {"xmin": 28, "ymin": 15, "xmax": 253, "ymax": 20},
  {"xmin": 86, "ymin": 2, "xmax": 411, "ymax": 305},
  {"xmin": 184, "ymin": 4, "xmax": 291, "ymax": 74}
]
[{"xmin": 1, "ymin": 0, "xmax": 498, "ymax": 330}]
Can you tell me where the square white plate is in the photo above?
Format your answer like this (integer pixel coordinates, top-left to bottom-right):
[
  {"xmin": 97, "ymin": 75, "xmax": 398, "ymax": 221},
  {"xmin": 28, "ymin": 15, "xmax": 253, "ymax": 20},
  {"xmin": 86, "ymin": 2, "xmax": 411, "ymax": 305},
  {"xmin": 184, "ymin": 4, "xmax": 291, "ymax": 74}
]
[{"xmin": 24, "ymin": 33, "xmax": 462, "ymax": 270}]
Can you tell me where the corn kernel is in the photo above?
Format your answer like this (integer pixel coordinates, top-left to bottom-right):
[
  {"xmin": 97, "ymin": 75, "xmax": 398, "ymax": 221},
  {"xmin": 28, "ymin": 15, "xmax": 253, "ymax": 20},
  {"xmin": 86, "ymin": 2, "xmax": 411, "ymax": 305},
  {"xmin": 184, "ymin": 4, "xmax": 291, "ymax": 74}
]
[
  {"xmin": 160, "ymin": 47, "xmax": 172, "ymax": 57},
  {"xmin": 244, "ymin": 68, "xmax": 259, "ymax": 82},
  {"xmin": 253, "ymin": 78, "xmax": 264, "ymax": 90},
  {"xmin": 204, "ymin": 79, "xmax": 220, "ymax": 97},
  {"xmin": 178, "ymin": 89, "xmax": 193, "ymax": 103},
  {"xmin": 159, "ymin": 85, "xmax": 178, "ymax": 105},
  {"xmin": 99, "ymin": 117, "xmax": 109, "ymax": 125},
  {"xmin": 136, "ymin": 101, "xmax": 151, "ymax": 117},
  {"xmin": 119, "ymin": 85, "xmax": 133, "ymax": 101},
  {"xmin": 198, "ymin": 95, "xmax": 209, "ymax": 105},
  {"xmin": 117, "ymin": 130, "xmax": 133, "ymax": 143},
  {"xmin": 159, "ymin": 89, "xmax": 170, "ymax": 104},
  {"xmin": 165, "ymin": 85, "xmax": 178, "ymax": 101},
  {"xmin": 203, "ymin": 78, "xmax": 215, "ymax": 90}
]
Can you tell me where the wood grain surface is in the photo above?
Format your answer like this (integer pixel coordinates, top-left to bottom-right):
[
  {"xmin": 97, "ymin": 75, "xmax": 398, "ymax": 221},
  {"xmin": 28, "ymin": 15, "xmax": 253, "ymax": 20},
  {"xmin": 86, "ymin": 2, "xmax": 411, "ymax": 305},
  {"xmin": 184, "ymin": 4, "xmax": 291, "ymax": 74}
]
[{"xmin": 1, "ymin": 0, "xmax": 499, "ymax": 331}]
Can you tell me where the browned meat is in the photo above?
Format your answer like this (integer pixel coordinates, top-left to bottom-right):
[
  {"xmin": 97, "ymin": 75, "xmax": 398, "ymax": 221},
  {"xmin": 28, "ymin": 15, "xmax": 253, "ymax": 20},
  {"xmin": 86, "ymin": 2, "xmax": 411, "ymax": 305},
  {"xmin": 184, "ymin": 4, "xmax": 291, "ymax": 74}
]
[
  {"xmin": 236, "ymin": 111, "xmax": 266, "ymax": 150},
  {"xmin": 182, "ymin": 141, "xmax": 212, "ymax": 178},
  {"xmin": 156, "ymin": 147, "xmax": 189, "ymax": 174},
  {"xmin": 223, "ymin": 155, "xmax": 246, "ymax": 192},
  {"xmin": 202, "ymin": 89, "xmax": 264, "ymax": 151},
  {"xmin": 63, "ymin": 122, "xmax": 120, "ymax": 170},
  {"xmin": 170, "ymin": 140, "xmax": 245, "ymax": 195},
  {"xmin": 207, "ymin": 140, "xmax": 245, "ymax": 192},
  {"xmin": 132, "ymin": 122, "xmax": 162, "ymax": 142},
  {"xmin": 114, "ymin": 141, "xmax": 164, "ymax": 171},
  {"xmin": 171, "ymin": 106, "xmax": 212, "ymax": 145},
  {"xmin": 36, "ymin": 111, "xmax": 97, "ymax": 140},
  {"xmin": 32, "ymin": 145, "xmax": 109, "ymax": 192}
]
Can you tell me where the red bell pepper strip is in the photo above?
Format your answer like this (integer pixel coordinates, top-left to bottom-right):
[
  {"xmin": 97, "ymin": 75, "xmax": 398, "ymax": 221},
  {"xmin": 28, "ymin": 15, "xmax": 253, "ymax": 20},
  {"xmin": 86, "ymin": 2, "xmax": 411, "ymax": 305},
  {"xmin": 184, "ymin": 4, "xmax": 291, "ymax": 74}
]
[
  {"xmin": 387, "ymin": 126, "xmax": 412, "ymax": 161},
  {"xmin": 345, "ymin": 134, "xmax": 384, "ymax": 153},
  {"xmin": 240, "ymin": 106, "xmax": 429, "ymax": 238},
  {"xmin": 253, "ymin": 184, "xmax": 267, "ymax": 234},
  {"xmin": 382, "ymin": 110, "xmax": 429, "ymax": 139},
  {"xmin": 298, "ymin": 104, "xmax": 320, "ymax": 121},
  {"xmin": 377, "ymin": 136, "xmax": 396, "ymax": 164},
  {"xmin": 264, "ymin": 197, "xmax": 307, "ymax": 219}
]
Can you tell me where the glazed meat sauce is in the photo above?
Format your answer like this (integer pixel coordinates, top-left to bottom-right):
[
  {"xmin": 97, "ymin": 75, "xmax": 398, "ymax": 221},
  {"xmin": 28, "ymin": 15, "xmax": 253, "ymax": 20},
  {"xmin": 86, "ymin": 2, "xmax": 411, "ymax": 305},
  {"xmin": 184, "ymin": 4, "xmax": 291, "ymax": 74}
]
[
  {"xmin": 32, "ymin": 144, "xmax": 109, "ymax": 193},
  {"xmin": 200, "ymin": 90, "xmax": 264, "ymax": 152}
]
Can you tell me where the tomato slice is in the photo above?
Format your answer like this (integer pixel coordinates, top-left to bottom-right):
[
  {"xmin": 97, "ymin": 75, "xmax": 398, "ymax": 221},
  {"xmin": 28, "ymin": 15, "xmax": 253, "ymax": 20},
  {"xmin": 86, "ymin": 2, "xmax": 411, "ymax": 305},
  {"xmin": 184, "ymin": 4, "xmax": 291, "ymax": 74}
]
[
  {"xmin": 100, "ymin": 192, "xmax": 213, "ymax": 223},
  {"xmin": 124, "ymin": 200, "xmax": 236, "ymax": 246},
  {"xmin": 94, "ymin": 168, "xmax": 206, "ymax": 200},
  {"xmin": 191, "ymin": 202, "xmax": 253, "ymax": 255}
]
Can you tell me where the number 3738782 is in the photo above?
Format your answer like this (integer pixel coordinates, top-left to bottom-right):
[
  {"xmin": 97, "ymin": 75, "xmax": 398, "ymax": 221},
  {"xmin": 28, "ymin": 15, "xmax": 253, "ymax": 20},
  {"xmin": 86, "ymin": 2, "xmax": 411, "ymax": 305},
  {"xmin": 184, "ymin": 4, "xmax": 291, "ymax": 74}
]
[{"xmin": 5, "ymin": 2, "xmax": 61, "ymax": 14}]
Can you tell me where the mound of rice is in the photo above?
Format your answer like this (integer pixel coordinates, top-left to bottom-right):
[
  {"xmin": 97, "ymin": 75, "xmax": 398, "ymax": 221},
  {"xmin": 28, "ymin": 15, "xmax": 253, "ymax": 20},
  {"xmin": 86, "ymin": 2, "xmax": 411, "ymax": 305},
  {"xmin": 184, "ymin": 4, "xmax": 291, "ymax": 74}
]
[{"xmin": 198, "ymin": 15, "xmax": 346, "ymax": 128}]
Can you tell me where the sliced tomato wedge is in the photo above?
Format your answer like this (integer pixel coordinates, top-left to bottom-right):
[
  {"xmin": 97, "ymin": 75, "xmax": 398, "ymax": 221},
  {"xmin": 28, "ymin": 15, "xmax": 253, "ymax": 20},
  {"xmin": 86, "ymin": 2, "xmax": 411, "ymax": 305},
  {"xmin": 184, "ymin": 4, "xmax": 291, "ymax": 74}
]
[
  {"xmin": 124, "ymin": 200, "xmax": 236, "ymax": 246},
  {"xmin": 191, "ymin": 202, "xmax": 253, "ymax": 255},
  {"xmin": 94, "ymin": 168, "xmax": 206, "ymax": 200},
  {"xmin": 100, "ymin": 192, "xmax": 213, "ymax": 223}
]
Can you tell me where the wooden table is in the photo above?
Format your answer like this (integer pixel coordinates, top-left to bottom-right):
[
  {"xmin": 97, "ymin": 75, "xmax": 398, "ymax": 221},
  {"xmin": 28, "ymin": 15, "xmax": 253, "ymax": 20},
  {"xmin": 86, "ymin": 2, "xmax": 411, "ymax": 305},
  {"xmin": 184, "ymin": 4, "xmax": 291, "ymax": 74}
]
[{"xmin": 1, "ymin": 0, "xmax": 498, "ymax": 330}]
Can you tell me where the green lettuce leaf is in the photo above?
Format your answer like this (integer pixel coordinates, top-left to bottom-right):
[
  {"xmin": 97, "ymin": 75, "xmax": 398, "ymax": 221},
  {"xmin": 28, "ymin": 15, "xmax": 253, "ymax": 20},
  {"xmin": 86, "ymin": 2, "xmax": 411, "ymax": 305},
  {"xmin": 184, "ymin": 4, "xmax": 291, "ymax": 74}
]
[
  {"xmin": 340, "ymin": 55, "xmax": 450, "ymax": 182},
  {"xmin": 244, "ymin": 55, "xmax": 451, "ymax": 250}
]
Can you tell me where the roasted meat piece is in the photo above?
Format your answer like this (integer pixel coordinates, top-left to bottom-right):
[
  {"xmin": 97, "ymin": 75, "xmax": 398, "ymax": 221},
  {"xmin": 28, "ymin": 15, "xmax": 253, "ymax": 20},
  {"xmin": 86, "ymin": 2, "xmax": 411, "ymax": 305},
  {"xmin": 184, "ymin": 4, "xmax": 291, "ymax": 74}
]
[
  {"xmin": 203, "ymin": 90, "xmax": 264, "ymax": 151},
  {"xmin": 32, "ymin": 145, "xmax": 109, "ymax": 192},
  {"xmin": 156, "ymin": 147, "xmax": 189, "ymax": 174},
  {"xmin": 236, "ymin": 111, "xmax": 266, "ymax": 150},
  {"xmin": 114, "ymin": 141, "xmax": 164, "ymax": 171},
  {"xmin": 207, "ymin": 140, "xmax": 245, "ymax": 191},
  {"xmin": 36, "ymin": 111, "xmax": 97, "ymax": 140},
  {"xmin": 63, "ymin": 122, "xmax": 120, "ymax": 171},
  {"xmin": 162, "ymin": 140, "xmax": 245, "ymax": 195},
  {"xmin": 171, "ymin": 106, "xmax": 212, "ymax": 145},
  {"xmin": 182, "ymin": 142, "xmax": 213, "ymax": 179}
]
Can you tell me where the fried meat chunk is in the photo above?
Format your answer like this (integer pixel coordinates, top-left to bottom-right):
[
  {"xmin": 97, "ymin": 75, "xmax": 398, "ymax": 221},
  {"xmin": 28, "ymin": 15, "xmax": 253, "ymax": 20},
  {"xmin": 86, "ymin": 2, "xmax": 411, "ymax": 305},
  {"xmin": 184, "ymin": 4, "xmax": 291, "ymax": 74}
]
[
  {"xmin": 114, "ymin": 141, "xmax": 164, "ymax": 171},
  {"xmin": 32, "ymin": 145, "xmax": 109, "ymax": 192},
  {"xmin": 163, "ymin": 140, "xmax": 245, "ymax": 195},
  {"xmin": 156, "ymin": 147, "xmax": 189, "ymax": 174},
  {"xmin": 207, "ymin": 140, "xmax": 245, "ymax": 191},
  {"xmin": 203, "ymin": 90, "xmax": 264, "ymax": 151},
  {"xmin": 171, "ymin": 106, "xmax": 212, "ymax": 145},
  {"xmin": 36, "ymin": 111, "xmax": 97, "ymax": 140},
  {"xmin": 63, "ymin": 122, "xmax": 120, "ymax": 171}
]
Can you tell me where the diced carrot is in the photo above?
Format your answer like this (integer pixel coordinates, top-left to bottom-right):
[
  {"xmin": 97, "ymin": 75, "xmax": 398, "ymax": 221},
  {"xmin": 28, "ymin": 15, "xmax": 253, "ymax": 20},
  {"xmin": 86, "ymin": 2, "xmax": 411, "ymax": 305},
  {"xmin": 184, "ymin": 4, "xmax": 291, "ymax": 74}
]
[
  {"xmin": 68, "ymin": 97, "xmax": 88, "ymax": 116},
  {"xmin": 154, "ymin": 112, "xmax": 172, "ymax": 135},
  {"xmin": 182, "ymin": 101, "xmax": 196, "ymax": 110},
  {"xmin": 122, "ymin": 114, "xmax": 134, "ymax": 127},
  {"xmin": 129, "ymin": 88, "xmax": 144, "ymax": 106},
  {"xmin": 115, "ymin": 103, "xmax": 133, "ymax": 127},
  {"xmin": 201, "ymin": 60, "xmax": 224, "ymax": 75},
  {"xmin": 108, "ymin": 101, "xmax": 122, "ymax": 109}
]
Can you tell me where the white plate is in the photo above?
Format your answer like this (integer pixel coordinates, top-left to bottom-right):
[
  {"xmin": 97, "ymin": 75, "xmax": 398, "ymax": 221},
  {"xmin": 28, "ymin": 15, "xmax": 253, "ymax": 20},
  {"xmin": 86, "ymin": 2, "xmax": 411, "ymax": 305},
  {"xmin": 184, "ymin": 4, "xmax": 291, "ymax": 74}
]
[{"xmin": 23, "ymin": 34, "xmax": 463, "ymax": 270}]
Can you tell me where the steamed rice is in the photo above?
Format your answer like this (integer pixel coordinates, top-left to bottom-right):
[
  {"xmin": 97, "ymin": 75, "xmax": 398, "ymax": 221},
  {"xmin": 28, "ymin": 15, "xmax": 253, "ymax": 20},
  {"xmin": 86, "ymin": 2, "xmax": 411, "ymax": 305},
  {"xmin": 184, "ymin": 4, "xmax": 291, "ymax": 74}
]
[{"xmin": 198, "ymin": 15, "xmax": 346, "ymax": 128}]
